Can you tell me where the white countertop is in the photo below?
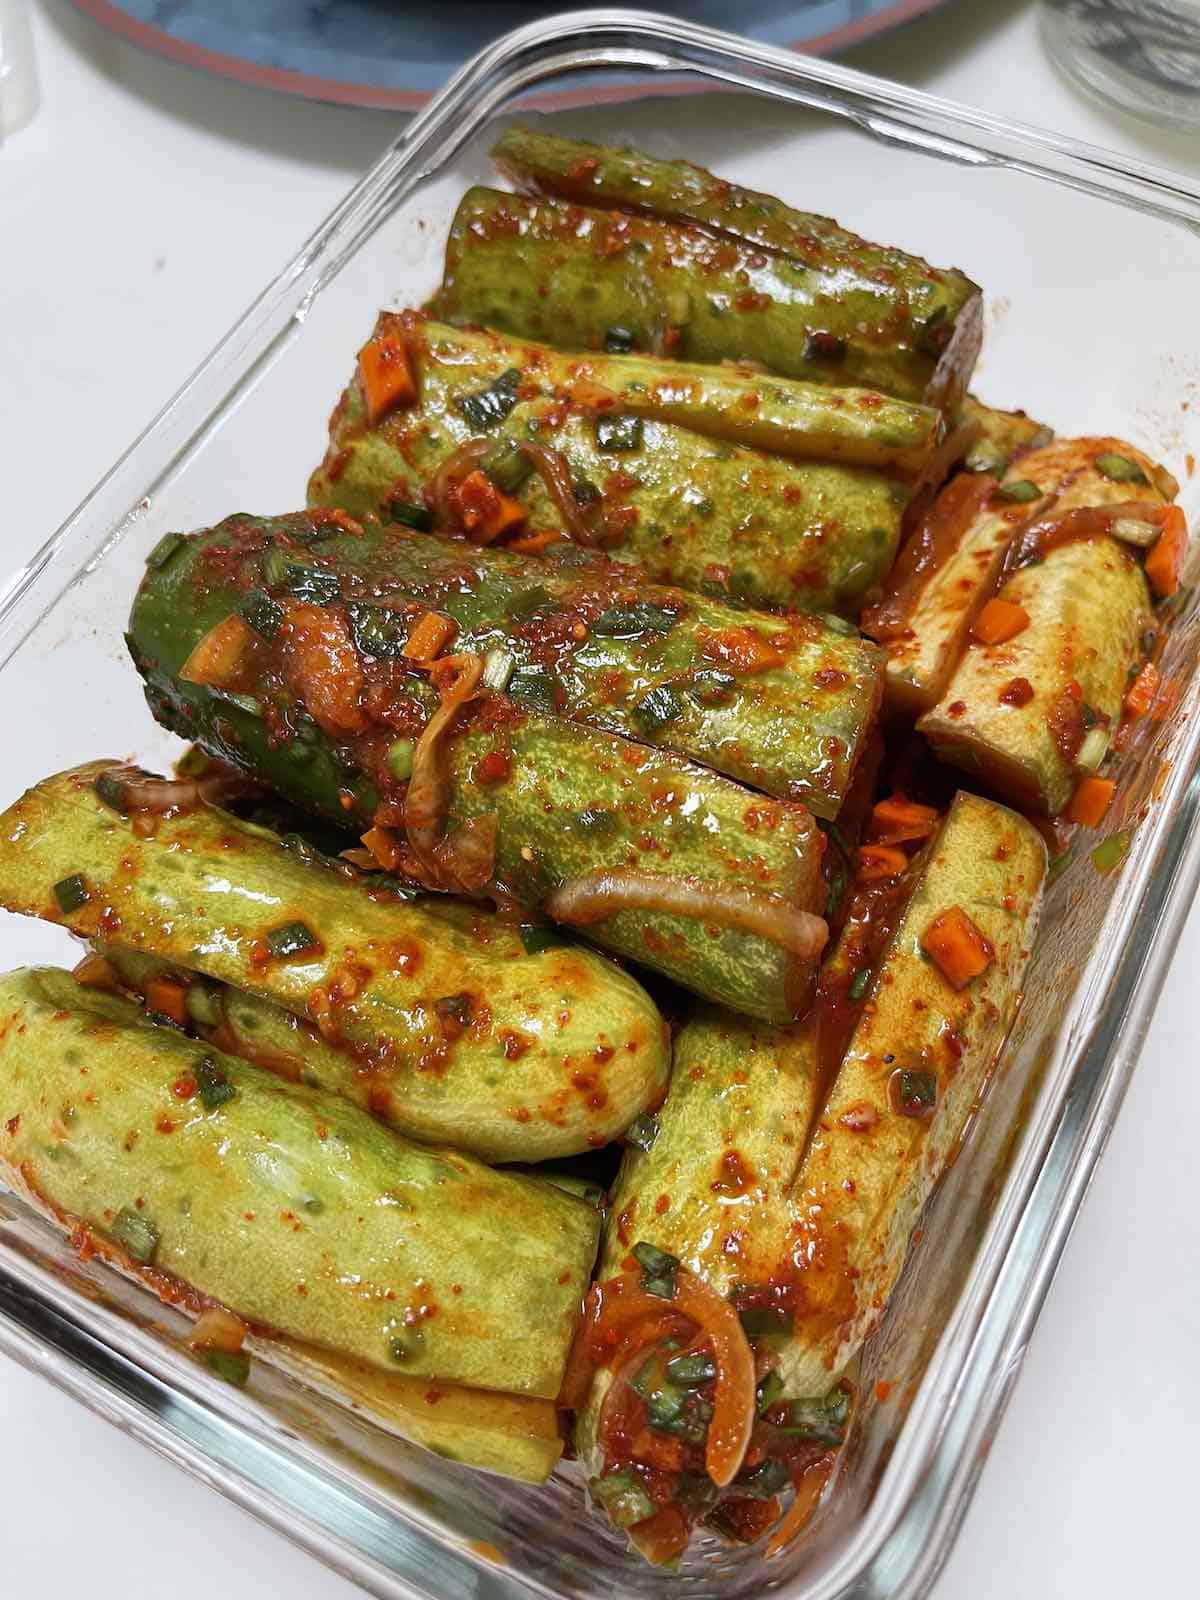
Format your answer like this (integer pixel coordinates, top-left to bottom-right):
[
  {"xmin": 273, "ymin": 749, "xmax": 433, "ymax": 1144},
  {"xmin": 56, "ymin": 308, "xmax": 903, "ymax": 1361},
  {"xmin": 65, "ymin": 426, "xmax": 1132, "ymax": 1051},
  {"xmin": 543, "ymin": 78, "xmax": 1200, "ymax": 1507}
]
[{"xmin": 2, "ymin": 2, "xmax": 1199, "ymax": 1595}]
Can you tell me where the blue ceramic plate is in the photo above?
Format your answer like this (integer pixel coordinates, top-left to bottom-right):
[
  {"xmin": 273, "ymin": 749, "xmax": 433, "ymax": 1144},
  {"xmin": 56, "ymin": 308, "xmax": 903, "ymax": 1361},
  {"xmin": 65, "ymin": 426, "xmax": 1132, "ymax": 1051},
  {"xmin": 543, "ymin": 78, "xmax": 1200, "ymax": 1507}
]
[{"xmin": 68, "ymin": 1, "xmax": 953, "ymax": 109}]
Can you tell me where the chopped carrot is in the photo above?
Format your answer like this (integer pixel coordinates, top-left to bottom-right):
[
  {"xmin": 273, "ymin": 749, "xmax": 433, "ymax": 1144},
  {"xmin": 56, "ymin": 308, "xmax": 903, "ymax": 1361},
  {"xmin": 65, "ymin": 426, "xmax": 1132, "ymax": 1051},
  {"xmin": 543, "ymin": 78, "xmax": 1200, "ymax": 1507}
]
[
  {"xmin": 454, "ymin": 470, "xmax": 527, "ymax": 543},
  {"xmin": 71, "ymin": 951, "xmax": 117, "ymax": 990},
  {"xmin": 1068, "ymin": 775, "xmax": 1115, "ymax": 827},
  {"xmin": 921, "ymin": 905, "xmax": 995, "ymax": 990},
  {"xmin": 1124, "ymin": 661, "xmax": 1161, "ymax": 719},
  {"xmin": 856, "ymin": 844, "xmax": 909, "ymax": 882},
  {"xmin": 1145, "ymin": 504, "xmax": 1188, "ymax": 598},
  {"xmin": 179, "ymin": 613, "xmax": 256, "ymax": 691},
  {"xmin": 972, "ymin": 597, "xmax": 1030, "ymax": 646},
  {"xmin": 402, "ymin": 611, "xmax": 458, "ymax": 663},
  {"xmin": 357, "ymin": 334, "xmax": 416, "ymax": 425},
  {"xmin": 361, "ymin": 825, "xmax": 404, "ymax": 871},
  {"xmin": 145, "ymin": 974, "xmax": 189, "ymax": 1027},
  {"xmin": 869, "ymin": 795, "xmax": 939, "ymax": 845},
  {"xmin": 506, "ymin": 528, "xmax": 564, "ymax": 555},
  {"xmin": 700, "ymin": 625, "xmax": 786, "ymax": 676}
]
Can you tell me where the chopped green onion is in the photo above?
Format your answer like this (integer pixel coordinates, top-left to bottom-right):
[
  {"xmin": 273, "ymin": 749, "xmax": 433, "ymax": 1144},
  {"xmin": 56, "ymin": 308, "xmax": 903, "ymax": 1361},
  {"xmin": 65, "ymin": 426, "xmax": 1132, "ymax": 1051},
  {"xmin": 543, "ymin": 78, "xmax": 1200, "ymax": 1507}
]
[
  {"xmin": 892, "ymin": 1069, "xmax": 938, "ymax": 1118},
  {"xmin": 646, "ymin": 1385, "xmax": 712, "ymax": 1443},
  {"xmin": 507, "ymin": 666, "xmax": 558, "ymax": 716},
  {"xmin": 194, "ymin": 1055, "xmax": 236, "ymax": 1111},
  {"xmin": 996, "ymin": 479, "xmax": 1042, "ymax": 503},
  {"xmin": 259, "ymin": 549, "xmax": 290, "ymax": 589},
  {"xmin": 507, "ymin": 583, "xmax": 553, "ymax": 621},
  {"xmin": 590, "ymin": 1470, "xmax": 656, "ymax": 1529},
  {"xmin": 849, "ymin": 967, "xmax": 872, "ymax": 1002},
  {"xmin": 665, "ymin": 1351, "xmax": 717, "ymax": 1387},
  {"xmin": 456, "ymin": 368, "xmax": 522, "ymax": 430},
  {"xmin": 634, "ymin": 684, "xmax": 684, "ymax": 734},
  {"xmin": 591, "ymin": 602, "xmax": 679, "ymax": 638},
  {"xmin": 146, "ymin": 531, "xmax": 186, "ymax": 569},
  {"xmin": 238, "ymin": 588, "xmax": 284, "ymax": 640},
  {"xmin": 734, "ymin": 1458, "xmax": 790, "ymax": 1500},
  {"xmin": 964, "ymin": 441, "xmax": 1008, "ymax": 475},
  {"xmin": 1095, "ymin": 452, "xmax": 1148, "ymax": 484},
  {"xmin": 481, "ymin": 647, "xmax": 515, "ymax": 692},
  {"xmin": 518, "ymin": 924, "xmax": 567, "ymax": 955},
  {"xmin": 687, "ymin": 669, "xmax": 737, "ymax": 706},
  {"xmin": 604, "ymin": 326, "xmax": 636, "ymax": 354},
  {"xmin": 386, "ymin": 739, "xmax": 415, "ymax": 781},
  {"xmin": 756, "ymin": 1370, "xmax": 784, "ymax": 1417},
  {"xmin": 204, "ymin": 1350, "xmax": 251, "ymax": 1388},
  {"xmin": 479, "ymin": 439, "xmax": 533, "ymax": 494},
  {"xmin": 1076, "ymin": 726, "xmax": 1111, "ymax": 773},
  {"xmin": 632, "ymin": 1240, "xmax": 679, "ymax": 1300},
  {"xmin": 594, "ymin": 414, "xmax": 644, "ymax": 453},
  {"xmin": 53, "ymin": 874, "xmax": 90, "ymax": 914},
  {"xmin": 265, "ymin": 921, "xmax": 320, "ymax": 959},
  {"xmin": 1092, "ymin": 830, "xmax": 1131, "ymax": 875},
  {"xmin": 1109, "ymin": 516, "xmax": 1160, "ymax": 549},
  {"xmin": 624, "ymin": 1112, "xmax": 659, "ymax": 1152},
  {"xmin": 111, "ymin": 1206, "xmax": 159, "ymax": 1264},
  {"xmin": 772, "ymin": 1388, "xmax": 850, "ymax": 1446},
  {"xmin": 386, "ymin": 497, "xmax": 433, "ymax": 531},
  {"xmin": 347, "ymin": 602, "xmax": 408, "ymax": 659},
  {"xmin": 738, "ymin": 1305, "xmax": 794, "ymax": 1340},
  {"xmin": 185, "ymin": 982, "xmax": 222, "ymax": 1029},
  {"xmin": 282, "ymin": 565, "xmax": 341, "ymax": 606}
]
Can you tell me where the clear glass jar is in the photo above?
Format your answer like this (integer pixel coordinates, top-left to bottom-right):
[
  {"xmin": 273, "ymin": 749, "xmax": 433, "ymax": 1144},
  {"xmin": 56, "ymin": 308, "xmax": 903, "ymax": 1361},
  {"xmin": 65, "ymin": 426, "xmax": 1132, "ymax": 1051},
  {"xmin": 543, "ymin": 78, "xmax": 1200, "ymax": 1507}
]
[{"xmin": 1040, "ymin": 1, "xmax": 1200, "ymax": 130}]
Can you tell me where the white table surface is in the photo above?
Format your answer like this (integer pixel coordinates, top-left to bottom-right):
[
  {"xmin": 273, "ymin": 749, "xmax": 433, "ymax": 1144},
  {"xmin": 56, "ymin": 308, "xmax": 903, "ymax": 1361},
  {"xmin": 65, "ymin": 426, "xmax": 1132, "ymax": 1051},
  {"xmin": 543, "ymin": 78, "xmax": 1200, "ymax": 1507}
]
[{"xmin": 2, "ymin": 1, "xmax": 1199, "ymax": 1595}]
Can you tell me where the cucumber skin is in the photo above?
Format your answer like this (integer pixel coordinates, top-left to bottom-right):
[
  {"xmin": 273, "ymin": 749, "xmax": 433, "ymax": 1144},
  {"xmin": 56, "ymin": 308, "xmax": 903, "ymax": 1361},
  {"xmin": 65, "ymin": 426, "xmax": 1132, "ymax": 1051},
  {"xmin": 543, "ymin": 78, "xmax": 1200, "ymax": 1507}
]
[
  {"xmin": 0, "ymin": 968, "xmax": 600, "ymax": 1398},
  {"xmin": 0, "ymin": 765, "xmax": 671, "ymax": 1152}
]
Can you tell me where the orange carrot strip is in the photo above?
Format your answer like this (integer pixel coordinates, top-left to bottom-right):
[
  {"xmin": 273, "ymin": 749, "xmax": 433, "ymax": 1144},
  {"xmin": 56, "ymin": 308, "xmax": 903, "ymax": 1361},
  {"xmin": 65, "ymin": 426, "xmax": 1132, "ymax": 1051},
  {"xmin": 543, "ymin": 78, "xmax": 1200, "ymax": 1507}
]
[
  {"xmin": 671, "ymin": 1271, "xmax": 756, "ymax": 1489},
  {"xmin": 972, "ymin": 597, "xmax": 1030, "ymax": 647},
  {"xmin": 1124, "ymin": 661, "xmax": 1161, "ymax": 719},
  {"xmin": 920, "ymin": 905, "xmax": 995, "ymax": 990},
  {"xmin": 700, "ymin": 625, "xmax": 786, "ymax": 676},
  {"xmin": 145, "ymin": 975, "xmax": 190, "ymax": 1027},
  {"xmin": 402, "ymin": 611, "xmax": 458, "ymax": 663},
  {"xmin": 1145, "ymin": 504, "xmax": 1187, "ymax": 598},
  {"xmin": 869, "ymin": 795, "xmax": 939, "ymax": 845},
  {"xmin": 766, "ymin": 1453, "xmax": 838, "ymax": 1556},
  {"xmin": 856, "ymin": 844, "xmax": 909, "ymax": 882},
  {"xmin": 1068, "ymin": 775, "xmax": 1116, "ymax": 828},
  {"xmin": 358, "ymin": 334, "xmax": 416, "ymax": 425},
  {"xmin": 455, "ymin": 470, "xmax": 527, "ymax": 543},
  {"xmin": 180, "ymin": 614, "xmax": 256, "ymax": 691}
]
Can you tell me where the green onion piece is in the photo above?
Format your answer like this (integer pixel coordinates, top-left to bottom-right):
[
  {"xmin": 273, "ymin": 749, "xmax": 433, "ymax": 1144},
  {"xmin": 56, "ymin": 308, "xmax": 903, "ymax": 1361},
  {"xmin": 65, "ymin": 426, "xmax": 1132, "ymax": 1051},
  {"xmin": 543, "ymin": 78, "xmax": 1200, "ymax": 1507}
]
[
  {"xmin": 518, "ymin": 924, "xmax": 567, "ymax": 955},
  {"xmin": 1076, "ymin": 726, "xmax": 1111, "ymax": 773},
  {"xmin": 194, "ymin": 1055, "xmax": 236, "ymax": 1111},
  {"xmin": 772, "ymin": 1388, "xmax": 850, "ymax": 1446},
  {"xmin": 434, "ymin": 993, "xmax": 474, "ymax": 1028},
  {"xmin": 481, "ymin": 647, "xmax": 515, "ymax": 692},
  {"xmin": 1095, "ymin": 452, "xmax": 1149, "ymax": 484},
  {"xmin": 1109, "ymin": 516, "xmax": 1161, "ymax": 549},
  {"xmin": 1092, "ymin": 830, "xmax": 1131, "ymax": 875},
  {"xmin": 265, "ymin": 921, "xmax": 320, "ymax": 959},
  {"xmin": 996, "ymin": 479, "xmax": 1042, "ymax": 503},
  {"xmin": 146, "ymin": 531, "xmax": 186, "ymax": 569},
  {"xmin": 632, "ymin": 1240, "xmax": 679, "ymax": 1300},
  {"xmin": 624, "ymin": 1112, "xmax": 659, "ymax": 1152},
  {"xmin": 634, "ymin": 684, "xmax": 684, "ymax": 734},
  {"xmin": 204, "ymin": 1350, "xmax": 251, "ymax": 1388},
  {"xmin": 665, "ymin": 1351, "xmax": 717, "ymax": 1387},
  {"xmin": 738, "ymin": 1305, "xmax": 794, "ymax": 1340},
  {"xmin": 892, "ymin": 1068, "xmax": 938, "ymax": 1118},
  {"xmin": 687, "ymin": 669, "xmax": 737, "ymax": 706},
  {"xmin": 52, "ymin": 874, "xmax": 90, "ymax": 914},
  {"xmin": 386, "ymin": 739, "xmax": 415, "ymax": 781},
  {"xmin": 111, "ymin": 1206, "xmax": 159, "ymax": 1264},
  {"xmin": 185, "ymin": 982, "xmax": 222, "ymax": 1029},
  {"xmin": 507, "ymin": 666, "xmax": 558, "ymax": 716},
  {"xmin": 964, "ymin": 440, "xmax": 1008, "ymax": 475},
  {"xmin": 595, "ymin": 414, "xmax": 644, "ymax": 453},
  {"xmin": 479, "ymin": 438, "xmax": 534, "ymax": 494},
  {"xmin": 456, "ymin": 368, "xmax": 522, "ymax": 430},
  {"xmin": 646, "ymin": 1385, "xmax": 712, "ymax": 1442},
  {"xmin": 259, "ymin": 549, "xmax": 290, "ymax": 589},
  {"xmin": 756, "ymin": 1370, "xmax": 784, "ymax": 1417},
  {"xmin": 604, "ymin": 326, "xmax": 636, "ymax": 354},
  {"xmin": 591, "ymin": 602, "xmax": 679, "ymax": 638},
  {"xmin": 591, "ymin": 1470, "xmax": 656, "ymax": 1529},
  {"xmin": 283, "ymin": 565, "xmax": 341, "ymax": 606},
  {"xmin": 507, "ymin": 583, "xmax": 552, "ymax": 621},
  {"xmin": 386, "ymin": 497, "xmax": 433, "ymax": 531},
  {"xmin": 849, "ymin": 967, "xmax": 872, "ymax": 1002},
  {"xmin": 734, "ymin": 1458, "xmax": 790, "ymax": 1500},
  {"xmin": 347, "ymin": 602, "xmax": 409, "ymax": 659},
  {"xmin": 218, "ymin": 692, "xmax": 263, "ymax": 718},
  {"xmin": 238, "ymin": 588, "xmax": 284, "ymax": 640}
]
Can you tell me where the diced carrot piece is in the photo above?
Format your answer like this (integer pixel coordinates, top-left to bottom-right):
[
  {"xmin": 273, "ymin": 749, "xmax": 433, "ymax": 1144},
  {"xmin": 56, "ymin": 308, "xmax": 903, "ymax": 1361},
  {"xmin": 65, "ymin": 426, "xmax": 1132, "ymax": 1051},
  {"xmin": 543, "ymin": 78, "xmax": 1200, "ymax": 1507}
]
[
  {"xmin": 1068, "ymin": 775, "xmax": 1115, "ymax": 827},
  {"xmin": 507, "ymin": 528, "xmax": 564, "ymax": 555},
  {"xmin": 180, "ymin": 613, "xmax": 256, "ymax": 690},
  {"xmin": 856, "ymin": 844, "xmax": 909, "ymax": 882},
  {"xmin": 972, "ymin": 598, "xmax": 1030, "ymax": 646},
  {"xmin": 358, "ymin": 334, "xmax": 416, "ymax": 425},
  {"xmin": 1145, "ymin": 505, "xmax": 1187, "ymax": 598},
  {"xmin": 71, "ymin": 952, "xmax": 117, "ymax": 990},
  {"xmin": 402, "ymin": 610, "xmax": 458, "ymax": 663},
  {"xmin": 454, "ymin": 470, "xmax": 527, "ymax": 543},
  {"xmin": 869, "ymin": 794, "xmax": 939, "ymax": 844},
  {"xmin": 145, "ymin": 974, "xmax": 189, "ymax": 1026},
  {"xmin": 700, "ymin": 625, "xmax": 786, "ymax": 676},
  {"xmin": 921, "ymin": 906, "xmax": 995, "ymax": 990},
  {"xmin": 1124, "ymin": 661, "xmax": 1161, "ymax": 719}
]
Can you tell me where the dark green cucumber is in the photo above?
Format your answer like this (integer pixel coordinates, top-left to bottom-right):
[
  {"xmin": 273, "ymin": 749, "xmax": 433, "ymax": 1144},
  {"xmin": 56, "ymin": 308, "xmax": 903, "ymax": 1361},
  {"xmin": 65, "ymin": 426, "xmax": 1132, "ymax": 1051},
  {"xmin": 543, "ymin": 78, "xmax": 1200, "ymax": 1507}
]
[
  {"xmin": 309, "ymin": 315, "xmax": 909, "ymax": 616},
  {"xmin": 0, "ymin": 967, "xmax": 599, "ymax": 1398},
  {"xmin": 487, "ymin": 128, "xmax": 983, "ymax": 409}
]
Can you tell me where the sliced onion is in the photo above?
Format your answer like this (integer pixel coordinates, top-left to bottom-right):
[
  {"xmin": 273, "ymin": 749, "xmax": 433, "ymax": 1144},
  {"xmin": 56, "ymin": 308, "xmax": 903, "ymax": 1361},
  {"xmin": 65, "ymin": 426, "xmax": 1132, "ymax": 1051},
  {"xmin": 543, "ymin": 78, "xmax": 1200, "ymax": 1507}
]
[
  {"xmin": 95, "ymin": 763, "xmax": 258, "ymax": 816},
  {"xmin": 431, "ymin": 436, "xmax": 604, "ymax": 547},
  {"xmin": 403, "ymin": 653, "xmax": 487, "ymax": 891},
  {"xmin": 431, "ymin": 440, "xmax": 493, "ymax": 530},
  {"xmin": 545, "ymin": 869, "xmax": 828, "ymax": 961}
]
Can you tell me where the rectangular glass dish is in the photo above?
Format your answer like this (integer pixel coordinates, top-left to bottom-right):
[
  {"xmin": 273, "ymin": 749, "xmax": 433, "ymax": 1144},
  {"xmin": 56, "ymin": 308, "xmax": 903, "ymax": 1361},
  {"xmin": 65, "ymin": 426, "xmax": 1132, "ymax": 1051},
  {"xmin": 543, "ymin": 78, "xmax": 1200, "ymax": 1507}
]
[{"xmin": 2, "ymin": 9, "xmax": 1200, "ymax": 1598}]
